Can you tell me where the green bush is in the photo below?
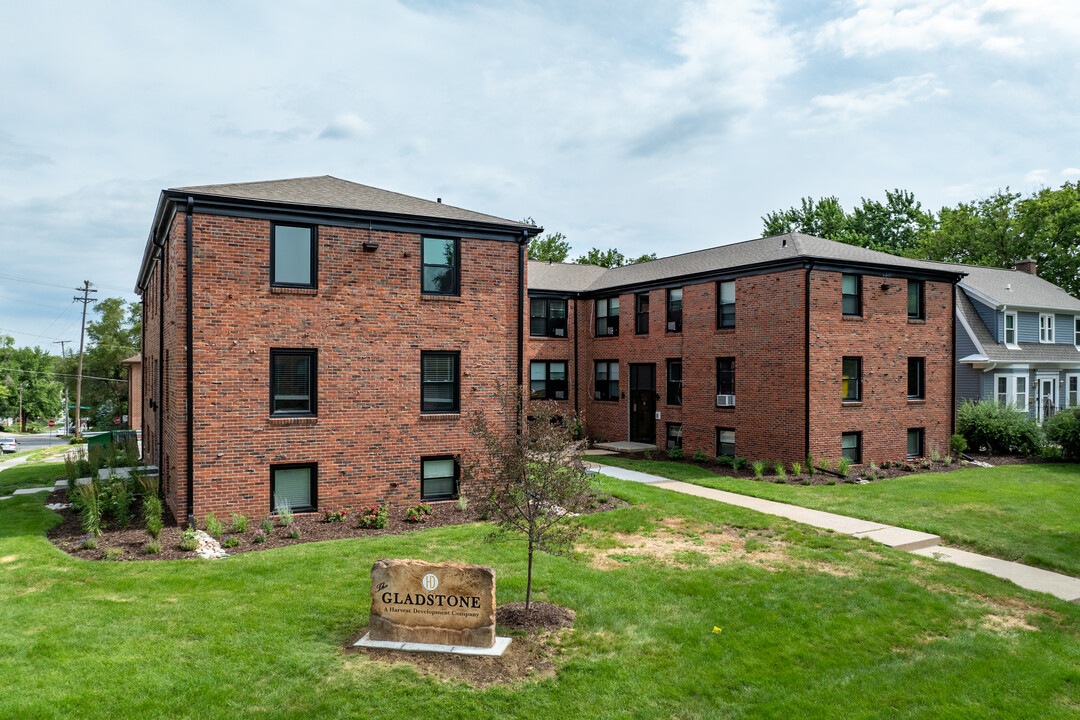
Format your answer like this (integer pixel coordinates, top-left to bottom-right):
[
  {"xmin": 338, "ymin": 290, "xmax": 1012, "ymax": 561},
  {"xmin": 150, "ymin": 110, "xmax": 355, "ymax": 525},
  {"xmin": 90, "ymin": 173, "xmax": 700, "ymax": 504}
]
[
  {"xmin": 716, "ymin": 454, "xmax": 733, "ymax": 467},
  {"xmin": 221, "ymin": 535, "xmax": 241, "ymax": 548},
  {"xmin": 837, "ymin": 457, "xmax": 851, "ymax": 476},
  {"xmin": 774, "ymin": 462, "xmax": 786, "ymax": 481},
  {"xmin": 405, "ymin": 503, "xmax": 434, "ymax": 523},
  {"xmin": 144, "ymin": 540, "xmax": 161, "ymax": 555},
  {"xmin": 274, "ymin": 498, "xmax": 293, "ymax": 527},
  {"xmin": 204, "ymin": 512, "xmax": 223, "ymax": 539},
  {"xmin": 791, "ymin": 462, "xmax": 802, "ymax": 476},
  {"xmin": 144, "ymin": 495, "xmax": 163, "ymax": 540},
  {"xmin": 950, "ymin": 433, "xmax": 968, "ymax": 456},
  {"xmin": 358, "ymin": 504, "xmax": 389, "ymax": 529},
  {"xmin": 101, "ymin": 479, "xmax": 131, "ymax": 529},
  {"xmin": 732, "ymin": 456, "xmax": 747, "ymax": 472},
  {"xmin": 691, "ymin": 449, "xmax": 708, "ymax": 462},
  {"xmin": 104, "ymin": 547, "xmax": 123, "ymax": 561},
  {"xmin": 957, "ymin": 400, "xmax": 1044, "ymax": 455},
  {"xmin": 178, "ymin": 528, "xmax": 198, "ymax": 552},
  {"xmin": 76, "ymin": 483, "xmax": 102, "ymax": 537},
  {"xmin": 231, "ymin": 513, "xmax": 248, "ymax": 533},
  {"xmin": 806, "ymin": 454, "xmax": 816, "ymax": 475},
  {"xmin": 1045, "ymin": 408, "xmax": 1080, "ymax": 461},
  {"xmin": 752, "ymin": 460, "xmax": 765, "ymax": 479},
  {"xmin": 667, "ymin": 446, "xmax": 685, "ymax": 460}
]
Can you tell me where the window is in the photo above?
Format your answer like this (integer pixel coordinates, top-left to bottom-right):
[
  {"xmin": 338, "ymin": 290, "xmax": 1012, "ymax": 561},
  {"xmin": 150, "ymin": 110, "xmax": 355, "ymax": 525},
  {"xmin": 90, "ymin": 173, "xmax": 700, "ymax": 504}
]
[
  {"xmin": 841, "ymin": 432, "xmax": 862, "ymax": 463},
  {"xmin": 907, "ymin": 428, "xmax": 924, "ymax": 459},
  {"xmin": 270, "ymin": 463, "xmax": 317, "ymax": 513},
  {"xmin": 995, "ymin": 374, "xmax": 1028, "ymax": 410},
  {"xmin": 530, "ymin": 361, "xmax": 568, "ymax": 400},
  {"xmin": 667, "ymin": 288, "xmax": 683, "ymax": 333},
  {"xmin": 270, "ymin": 349, "xmax": 317, "ymax": 416},
  {"xmin": 907, "ymin": 357, "xmax": 925, "ymax": 400},
  {"xmin": 1040, "ymin": 313, "xmax": 1055, "ymax": 343},
  {"xmin": 716, "ymin": 358, "xmax": 735, "ymax": 397},
  {"xmin": 842, "ymin": 357, "xmax": 862, "ymax": 402},
  {"xmin": 666, "ymin": 423, "xmax": 682, "ymax": 450},
  {"xmin": 907, "ymin": 280, "xmax": 924, "ymax": 320},
  {"xmin": 666, "ymin": 359, "xmax": 682, "ymax": 406},
  {"xmin": 842, "ymin": 274, "xmax": 861, "ymax": 316},
  {"xmin": 596, "ymin": 297, "xmax": 619, "ymax": 336},
  {"xmin": 271, "ymin": 224, "xmax": 316, "ymax": 288},
  {"xmin": 1004, "ymin": 312, "xmax": 1018, "ymax": 347},
  {"xmin": 1067, "ymin": 374, "xmax": 1079, "ymax": 408},
  {"xmin": 421, "ymin": 237, "xmax": 459, "ymax": 295},
  {"xmin": 530, "ymin": 298, "xmax": 568, "ymax": 337},
  {"xmin": 594, "ymin": 361, "xmax": 619, "ymax": 401},
  {"xmin": 717, "ymin": 280, "xmax": 735, "ymax": 329},
  {"xmin": 1074, "ymin": 317, "xmax": 1080, "ymax": 346},
  {"xmin": 635, "ymin": 293, "xmax": 650, "ymax": 334},
  {"xmin": 421, "ymin": 351, "xmax": 459, "ymax": 413},
  {"xmin": 716, "ymin": 428, "xmax": 735, "ymax": 457},
  {"xmin": 421, "ymin": 456, "xmax": 458, "ymax": 501}
]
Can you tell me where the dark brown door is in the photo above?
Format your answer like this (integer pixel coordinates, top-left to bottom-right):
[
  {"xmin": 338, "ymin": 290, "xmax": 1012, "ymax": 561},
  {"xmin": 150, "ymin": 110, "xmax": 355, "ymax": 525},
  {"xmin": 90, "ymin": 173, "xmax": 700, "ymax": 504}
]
[{"xmin": 629, "ymin": 363, "xmax": 656, "ymax": 444}]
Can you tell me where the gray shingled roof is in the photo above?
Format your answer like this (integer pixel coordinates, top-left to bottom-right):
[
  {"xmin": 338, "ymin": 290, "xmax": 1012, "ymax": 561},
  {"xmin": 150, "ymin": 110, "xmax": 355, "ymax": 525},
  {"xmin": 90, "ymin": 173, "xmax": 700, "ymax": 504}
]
[
  {"xmin": 527, "ymin": 261, "xmax": 608, "ymax": 293},
  {"xmin": 956, "ymin": 291, "xmax": 1080, "ymax": 365},
  {"xmin": 528, "ymin": 233, "xmax": 961, "ymax": 292},
  {"xmin": 172, "ymin": 175, "xmax": 536, "ymax": 230},
  {"xmin": 925, "ymin": 261, "xmax": 1080, "ymax": 312}
]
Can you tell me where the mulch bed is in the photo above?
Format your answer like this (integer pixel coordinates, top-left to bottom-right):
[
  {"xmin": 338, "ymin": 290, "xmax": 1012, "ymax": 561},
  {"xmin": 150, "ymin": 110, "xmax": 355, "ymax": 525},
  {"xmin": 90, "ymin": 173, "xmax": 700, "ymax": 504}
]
[
  {"xmin": 46, "ymin": 490, "xmax": 627, "ymax": 562},
  {"xmin": 342, "ymin": 601, "xmax": 576, "ymax": 687},
  {"xmin": 612, "ymin": 450, "xmax": 1055, "ymax": 486}
]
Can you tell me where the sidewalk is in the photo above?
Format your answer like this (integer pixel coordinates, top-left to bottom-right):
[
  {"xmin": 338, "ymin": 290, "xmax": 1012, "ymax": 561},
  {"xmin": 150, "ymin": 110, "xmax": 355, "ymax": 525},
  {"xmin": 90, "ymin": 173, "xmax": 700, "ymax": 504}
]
[{"xmin": 590, "ymin": 462, "xmax": 1080, "ymax": 603}]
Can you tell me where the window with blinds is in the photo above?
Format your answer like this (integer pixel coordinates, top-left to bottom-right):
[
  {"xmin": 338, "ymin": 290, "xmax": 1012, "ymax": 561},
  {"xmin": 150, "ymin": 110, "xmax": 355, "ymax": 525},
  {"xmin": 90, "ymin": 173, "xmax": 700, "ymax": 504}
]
[
  {"xmin": 421, "ymin": 351, "xmax": 459, "ymax": 413},
  {"xmin": 421, "ymin": 457, "xmax": 457, "ymax": 500},
  {"xmin": 270, "ymin": 349, "xmax": 317, "ymax": 415},
  {"xmin": 271, "ymin": 464, "xmax": 316, "ymax": 512}
]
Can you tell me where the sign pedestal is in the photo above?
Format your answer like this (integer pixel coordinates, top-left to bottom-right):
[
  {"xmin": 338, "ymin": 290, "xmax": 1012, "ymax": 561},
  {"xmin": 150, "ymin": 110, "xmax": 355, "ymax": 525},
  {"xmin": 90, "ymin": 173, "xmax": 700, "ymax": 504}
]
[{"xmin": 353, "ymin": 633, "xmax": 512, "ymax": 657}]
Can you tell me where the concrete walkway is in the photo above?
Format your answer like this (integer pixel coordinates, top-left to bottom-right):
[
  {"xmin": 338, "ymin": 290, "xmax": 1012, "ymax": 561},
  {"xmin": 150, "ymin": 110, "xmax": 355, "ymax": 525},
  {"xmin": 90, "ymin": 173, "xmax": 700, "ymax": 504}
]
[
  {"xmin": 0, "ymin": 455, "xmax": 30, "ymax": 472},
  {"xmin": 590, "ymin": 462, "xmax": 1080, "ymax": 603}
]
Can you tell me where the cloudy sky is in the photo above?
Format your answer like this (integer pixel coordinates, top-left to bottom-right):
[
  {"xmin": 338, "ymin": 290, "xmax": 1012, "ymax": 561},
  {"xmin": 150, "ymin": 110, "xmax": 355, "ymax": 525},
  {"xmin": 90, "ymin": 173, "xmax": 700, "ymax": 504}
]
[{"xmin": 1, "ymin": 0, "xmax": 1078, "ymax": 350}]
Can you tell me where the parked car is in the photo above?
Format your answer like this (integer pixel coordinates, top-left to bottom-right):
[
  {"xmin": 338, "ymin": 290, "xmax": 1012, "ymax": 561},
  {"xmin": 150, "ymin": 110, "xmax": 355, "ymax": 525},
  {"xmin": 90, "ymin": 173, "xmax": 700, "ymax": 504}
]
[{"xmin": 0, "ymin": 437, "xmax": 18, "ymax": 454}]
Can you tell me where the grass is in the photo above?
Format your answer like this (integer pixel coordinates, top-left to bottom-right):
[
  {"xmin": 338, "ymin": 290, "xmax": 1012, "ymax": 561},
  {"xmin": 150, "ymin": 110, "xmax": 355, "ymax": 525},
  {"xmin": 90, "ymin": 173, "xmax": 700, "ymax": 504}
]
[
  {"xmin": 0, "ymin": 456, "xmax": 68, "ymax": 494},
  {"xmin": 1, "ymin": 475, "xmax": 1079, "ymax": 718},
  {"xmin": 593, "ymin": 456, "xmax": 1080, "ymax": 578}
]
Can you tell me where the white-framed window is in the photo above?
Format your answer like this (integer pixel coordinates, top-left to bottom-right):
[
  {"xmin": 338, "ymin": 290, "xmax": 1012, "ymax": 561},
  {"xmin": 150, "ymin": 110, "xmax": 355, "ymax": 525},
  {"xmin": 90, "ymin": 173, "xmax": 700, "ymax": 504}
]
[
  {"xmin": 1004, "ymin": 312, "xmax": 1018, "ymax": 348},
  {"xmin": 995, "ymin": 374, "xmax": 1028, "ymax": 411},
  {"xmin": 1039, "ymin": 313, "xmax": 1054, "ymax": 343},
  {"xmin": 1074, "ymin": 316, "xmax": 1079, "ymax": 347},
  {"xmin": 1067, "ymin": 374, "xmax": 1079, "ymax": 408}
]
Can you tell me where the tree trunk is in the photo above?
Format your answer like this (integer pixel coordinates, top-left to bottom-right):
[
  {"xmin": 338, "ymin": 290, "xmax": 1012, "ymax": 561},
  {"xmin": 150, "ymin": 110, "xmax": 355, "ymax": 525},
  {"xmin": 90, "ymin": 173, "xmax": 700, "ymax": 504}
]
[{"xmin": 525, "ymin": 537, "xmax": 534, "ymax": 612}]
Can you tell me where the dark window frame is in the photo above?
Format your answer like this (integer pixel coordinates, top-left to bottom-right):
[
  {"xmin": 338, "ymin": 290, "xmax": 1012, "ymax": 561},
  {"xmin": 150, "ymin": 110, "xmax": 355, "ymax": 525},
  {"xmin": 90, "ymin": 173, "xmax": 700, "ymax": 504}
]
[
  {"xmin": 842, "ymin": 274, "xmax": 862, "ymax": 317},
  {"xmin": 420, "ymin": 236, "xmax": 461, "ymax": 296},
  {"xmin": 420, "ymin": 455, "xmax": 459, "ymax": 501},
  {"xmin": 594, "ymin": 360, "xmax": 619, "ymax": 401},
  {"xmin": 666, "ymin": 287, "xmax": 683, "ymax": 333},
  {"xmin": 530, "ymin": 360, "xmax": 568, "ymax": 401},
  {"xmin": 635, "ymin": 292, "xmax": 650, "ymax": 335},
  {"xmin": 841, "ymin": 432, "xmax": 862, "ymax": 464},
  {"xmin": 270, "ymin": 222, "xmax": 318, "ymax": 289},
  {"xmin": 907, "ymin": 428, "xmax": 925, "ymax": 459},
  {"xmin": 420, "ymin": 351, "xmax": 460, "ymax": 414},
  {"xmin": 596, "ymin": 297, "xmax": 620, "ymax": 337},
  {"xmin": 716, "ymin": 427, "xmax": 735, "ymax": 457},
  {"xmin": 666, "ymin": 359, "xmax": 682, "ymax": 406},
  {"xmin": 717, "ymin": 357, "xmax": 735, "ymax": 396},
  {"xmin": 907, "ymin": 357, "xmax": 925, "ymax": 400},
  {"xmin": 842, "ymin": 356, "xmax": 862, "ymax": 402},
  {"xmin": 717, "ymin": 280, "xmax": 735, "ymax": 329},
  {"xmin": 666, "ymin": 422, "xmax": 683, "ymax": 449},
  {"xmin": 269, "ymin": 462, "xmax": 318, "ymax": 513},
  {"xmin": 269, "ymin": 348, "xmax": 318, "ymax": 417},
  {"xmin": 907, "ymin": 280, "xmax": 924, "ymax": 320},
  {"xmin": 529, "ymin": 298, "xmax": 569, "ymax": 338}
]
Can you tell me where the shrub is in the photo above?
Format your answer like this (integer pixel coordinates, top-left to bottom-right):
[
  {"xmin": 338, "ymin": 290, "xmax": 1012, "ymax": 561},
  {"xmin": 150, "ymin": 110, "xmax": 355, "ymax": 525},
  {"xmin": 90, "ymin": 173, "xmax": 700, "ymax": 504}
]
[
  {"xmin": 358, "ymin": 504, "xmax": 389, "ymax": 529},
  {"xmin": 837, "ymin": 457, "xmax": 851, "ymax": 476},
  {"xmin": 956, "ymin": 400, "xmax": 1044, "ymax": 455},
  {"xmin": 204, "ymin": 512, "xmax": 223, "ymax": 539},
  {"xmin": 405, "ymin": 503, "xmax": 434, "ymax": 523},
  {"xmin": 79, "ymin": 535, "xmax": 98, "ymax": 551},
  {"xmin": 642, "ymin": 449, "xmax": 653, "ymax": 460},
  {"xmin": 101, "ymin": 479, "xmax": 131, "ymax": 529},
  {"xmin": 667, "ymin": 446, "xmax": 685, "ymax": 460},
  {"xmin": 791, "ymin": 461, "xmax": 802, "ymax": 476},
  {"xmin": 252, "ymin": 529, "xmax": 267, "ymax": 544},
  {"xmin": 806, "ymin": 454, "xmax": 815, "ymax": 475},
  {"xmin": 752, "ymin": 460, "xmax": 765, "ymax": 479},
  {"xmin": 104, "ymin": 547, "xmax": 123, "ymax": 561},
  {"xmin": 221, "ymin": 534, "xmax": 241, "ymax": 548},
  {"xmin": 819, "ymin": 458, "xmax": 831, "ymax": 472},
  {"xmin": 732, "ymin": 456, "xmax": 748, "ymax": 472},
  {"xmin": 178, "ymin": 528, "xmax": 198, "ymax": 552},
  {"xmin": 260, "ymin": 514, "xmax": 275, "ymax": 533},
  {"xmin": 943, "ymin": 455, "xmax": 953, "ymax": 466},
  {"xmin": 76, "ymin": 482, "xmax": 102, "ymax": 537},
  {"xmin": 716, "ymin": 454, "xmax": 733, "ymax": 467},
  {"xmin": 322, "ymin": 507, "xmax": 349, "ymax": 523},
  {"xmin": 144, "ymin": 540, "xmax": 161, "ymax": 555},
  {"xmin": 285, "ymin": 523, "xmax": 301, "ymax": 539},
  {"xmin": 949, "ymin": 433, "xmax": 968, "ymax": 456},
  {"xmin": 691, "ymin": 448, "xmax": 708, "ymax": 462},
  {"xmin": 457, "ymin": 495, "xmax": 468, "ymax": 512},
  {"xmin": 144, "ymin": 495, "xmax": 163, "ymax": 540},
  {"xmin": 274, "ymin": 497, "xmax": 293, "ymax": 527},
  {"xmin": 1045, "ymin": 408, "xmax": 1080, "ymax": 461},
  {"xmin": 567, "ymin": 419, "xmax": 584, "ymax": 441},
  {"xmin": 774, "ymin": 462, "xmax": 786, "ymax": 481},
  {"xmin": 929, "ymin": 446, "xmax": 941, "ymax": 463},
  {"xmin": 920, "ymin": 458, "xmax": 932, "ymax": 469},
  {"xmin": 230, "ymin": 513, "xmax": 248, "ymax": 533}
]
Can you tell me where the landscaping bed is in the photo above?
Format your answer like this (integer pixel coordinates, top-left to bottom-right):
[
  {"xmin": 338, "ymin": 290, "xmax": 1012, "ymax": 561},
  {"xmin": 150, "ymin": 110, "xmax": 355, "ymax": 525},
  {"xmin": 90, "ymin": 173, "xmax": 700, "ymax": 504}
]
[{"xmin": 46, "ymin": 490, "xmax": 627, "ymax": 562}]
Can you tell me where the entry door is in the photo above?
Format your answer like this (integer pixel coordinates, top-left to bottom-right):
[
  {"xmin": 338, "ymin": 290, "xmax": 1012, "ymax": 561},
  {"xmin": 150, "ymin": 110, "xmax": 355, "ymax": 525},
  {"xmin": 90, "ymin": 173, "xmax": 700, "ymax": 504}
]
[
  {"xmin": 629, "ymin": 364, "xmax": 656, "ymax": 444},
  {"xmin": 1038, "ymin": 378, "xmax": 1057, "ymax": 422}
]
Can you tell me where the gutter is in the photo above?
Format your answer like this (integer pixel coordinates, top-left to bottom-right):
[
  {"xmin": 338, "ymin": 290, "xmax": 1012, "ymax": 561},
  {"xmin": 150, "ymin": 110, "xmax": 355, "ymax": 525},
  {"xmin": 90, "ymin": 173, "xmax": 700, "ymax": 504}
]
[
  {"xmin": 951, "ymin": 283, "xmax": 956, "ymax": 435},
  {"xmin": 185, "ymin": 197, "xmax": 194, "ymax": 527},
  {"xmin": 804, "ymin": 262, "xmax": 813, "ymax": 460}
]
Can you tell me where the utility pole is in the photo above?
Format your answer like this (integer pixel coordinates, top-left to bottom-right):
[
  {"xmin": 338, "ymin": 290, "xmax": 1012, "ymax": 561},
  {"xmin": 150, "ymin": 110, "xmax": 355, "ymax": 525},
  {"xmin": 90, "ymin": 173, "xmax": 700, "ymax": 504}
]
[
  {"xmin": 18, "ymin": 383, "xmax": 23, "ymax": 433},
  {"xmin": 53, "ymin": 340, "xmax": 72, "ymax": 434},
  {"xmin": 73, "ymin": 281, "xmax": 97, "ymax": 439}
]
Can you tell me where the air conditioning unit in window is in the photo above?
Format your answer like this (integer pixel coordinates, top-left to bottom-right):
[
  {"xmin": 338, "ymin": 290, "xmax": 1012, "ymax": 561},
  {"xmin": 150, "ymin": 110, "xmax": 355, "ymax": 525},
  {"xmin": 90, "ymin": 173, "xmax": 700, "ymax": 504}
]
[
  {"xmin": 555, "ymin": 390, "xmax": 565, "ymax": 399},
  {"xmin": 606, "ymin": 327, "xmax": 615, "ymax": 335},
  {"xmin": 716, "ymin": 394, "xmax": 735, "ymax": 407},
  {"xmin": 668, "ymin": 321, "xmax": 677, "ymax": 331},
  {"xmin": 595, "ymin": 391, "xmax": 603, "ymax": 400},
  {"xmin": 554, "ymin": 328, "xmax": 565, "ymax": 337}
]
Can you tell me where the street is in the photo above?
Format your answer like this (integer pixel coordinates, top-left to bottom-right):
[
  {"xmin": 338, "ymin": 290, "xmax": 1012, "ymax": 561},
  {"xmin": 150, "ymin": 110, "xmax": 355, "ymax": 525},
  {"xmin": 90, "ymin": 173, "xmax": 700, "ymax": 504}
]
[{"xmin": 0, "ymin": 431, "xmax": 72, "ymax": 453}]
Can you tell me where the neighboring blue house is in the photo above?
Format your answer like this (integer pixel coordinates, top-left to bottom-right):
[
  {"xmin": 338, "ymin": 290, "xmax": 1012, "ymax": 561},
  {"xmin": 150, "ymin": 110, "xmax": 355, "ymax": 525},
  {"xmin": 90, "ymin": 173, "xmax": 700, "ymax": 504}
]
[{"xmin": 949, "ymin": 258, "xmax": 1080, "ymax": 422}]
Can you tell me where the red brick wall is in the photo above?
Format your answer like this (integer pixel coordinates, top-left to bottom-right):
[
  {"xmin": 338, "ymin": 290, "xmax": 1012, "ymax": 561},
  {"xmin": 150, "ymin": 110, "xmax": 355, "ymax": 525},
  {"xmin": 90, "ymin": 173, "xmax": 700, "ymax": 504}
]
[
  {"xmin": 150, "ymin": 212, "xmax": 520, "ymax": 522},
  {"xmin": 808, "ymin": 272, "xmax": 952, "ymax": 464}
]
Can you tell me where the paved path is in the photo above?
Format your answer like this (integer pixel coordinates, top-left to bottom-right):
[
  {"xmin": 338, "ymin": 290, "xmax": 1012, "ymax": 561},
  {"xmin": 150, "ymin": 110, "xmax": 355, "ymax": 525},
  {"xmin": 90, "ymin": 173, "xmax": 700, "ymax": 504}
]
[
  {"xmin": 0, "ymin": 455, "xmax": 30, "ymax": 472},
  {"xmin": 590, "ymin": 462, "xmax": 1080, "ymax": 603}
]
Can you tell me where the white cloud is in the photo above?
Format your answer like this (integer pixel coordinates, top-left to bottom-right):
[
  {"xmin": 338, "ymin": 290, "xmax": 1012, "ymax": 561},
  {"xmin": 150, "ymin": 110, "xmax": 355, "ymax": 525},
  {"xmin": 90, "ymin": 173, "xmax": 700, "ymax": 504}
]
[
  {"xmin": 317, "ymin": 113, "xmax": 374, "ymax": 141},
  {"xmin": 1025, "ymin": 169, "xmax": 1048, "ymax": 185},
  {"xmin": 1061, "ymin": 168, "xmax": 1080, "ymax": 178},
  {"xmin": 790, "ymin": 73, "xmax": 947, "ymax": 130}
]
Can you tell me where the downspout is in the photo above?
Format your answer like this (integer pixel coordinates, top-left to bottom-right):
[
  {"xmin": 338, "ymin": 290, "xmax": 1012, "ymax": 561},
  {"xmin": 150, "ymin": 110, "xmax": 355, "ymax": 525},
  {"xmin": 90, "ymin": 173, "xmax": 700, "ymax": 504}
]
[
  {"xmin": 951, "ymin": 283, "xmax": 957, "ymax": 437},
  {"xmin": 804, "ymin": 263, "xmax": 813, "ymax": 460},
  {"xmin": 518, "ymin": 233, "xmax": 526, "ymax": 391},
  {"xmin": 185, "ymin": 197, "xmax": 194, "ymax": 527},
  {"xmin": 573, "ymin": 297, "xmax": 579, "ymax": 418}
]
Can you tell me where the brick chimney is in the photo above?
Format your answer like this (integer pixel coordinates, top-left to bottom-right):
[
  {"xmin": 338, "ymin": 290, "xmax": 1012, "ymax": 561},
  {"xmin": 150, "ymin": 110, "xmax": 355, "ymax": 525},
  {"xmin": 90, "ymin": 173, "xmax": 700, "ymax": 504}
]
[{"xmin": 1014, "ymin": 258, "xmax": 1038, "ymax": 275}]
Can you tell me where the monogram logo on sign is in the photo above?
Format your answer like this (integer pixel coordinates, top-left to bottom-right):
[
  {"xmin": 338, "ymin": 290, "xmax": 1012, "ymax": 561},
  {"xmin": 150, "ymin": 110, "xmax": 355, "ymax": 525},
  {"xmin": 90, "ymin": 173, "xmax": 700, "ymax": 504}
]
[{"xmin": 422, "ymin": 573, "xmax": 439, "ymax": 591}]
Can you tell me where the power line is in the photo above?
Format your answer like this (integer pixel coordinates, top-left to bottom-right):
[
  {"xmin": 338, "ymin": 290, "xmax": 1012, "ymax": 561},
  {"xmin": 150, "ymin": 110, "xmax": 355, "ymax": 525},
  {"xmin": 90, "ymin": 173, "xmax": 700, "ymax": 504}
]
[
  {"xmin": 0, "ymin": 366, "xmax": 127, "ymax": 383},
  {"xmin": 0, "ymin": 273, "xmax": 74, "ymax": 290},
  {"xmin": 0, "ymin": 326, "xmax": 68, "ymax": 341}
]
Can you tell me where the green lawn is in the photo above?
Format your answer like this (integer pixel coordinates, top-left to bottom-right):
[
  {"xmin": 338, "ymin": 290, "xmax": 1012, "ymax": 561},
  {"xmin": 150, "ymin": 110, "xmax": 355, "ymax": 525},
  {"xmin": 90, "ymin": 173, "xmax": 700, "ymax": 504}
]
[
  {"xmin": 593, "ymin": 457, "xmax": 1080, "ymax": 578},
  {"xmin": 0, "ymin": 457, "xmax": 68, "ymax": 495},
  {"xmin": 2, "ymin": 476, "xmax": 1079, "ymax": 718}
]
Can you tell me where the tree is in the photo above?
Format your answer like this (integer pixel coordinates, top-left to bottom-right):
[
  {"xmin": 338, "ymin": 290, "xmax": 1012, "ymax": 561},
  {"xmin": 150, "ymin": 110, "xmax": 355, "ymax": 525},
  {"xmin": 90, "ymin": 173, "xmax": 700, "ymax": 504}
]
[
  {"xmin": 920, "ymin": 190, "xmax": 1025, "ymax": 268},
  {"xmin": 846, "ymin": 189, "xmax": 934, "ymax": 256},
  {"xmin": 524, "ymin": 218, "xmax": 572, "ymax": 263},
  {"xmin": 465, "ymin": 385, "xmax": 592, "ymax": 611},
  {"xmin": 761, "ymin": 195, "xmax": 849, "ymax": 241},
  {"xmin": 1016, "ymin": 183, "xmax": 1080, "ymax": 297},
  {"xmin": 628, "ymin": 253, "xmax": 658, "ymax": 264},
  {"xmin": 0, "ymin": 336, "xmax": 63, "ymax": 431},
  {"xmin": 575, "ymin": 247, "xmax": 626, "ymax": 268}
]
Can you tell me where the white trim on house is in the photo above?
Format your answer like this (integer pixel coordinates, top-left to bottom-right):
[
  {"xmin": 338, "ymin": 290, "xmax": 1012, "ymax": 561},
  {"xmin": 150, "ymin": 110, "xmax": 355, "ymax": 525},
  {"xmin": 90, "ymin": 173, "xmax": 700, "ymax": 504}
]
[
  {"xmin": 1066, "ymin": 373, "xmax": 1080, "ymax": 409},
  {"xmin": 1004, "ymin": 311, "xmax": 1019, "ymax": 349},
  {"xmin": 993, "ymin": 372, "xmax": 1029, "ymax": 411},
  {"xmin": 1039, "ymin": 313, "xmax": 1055, "ymax": 343}
]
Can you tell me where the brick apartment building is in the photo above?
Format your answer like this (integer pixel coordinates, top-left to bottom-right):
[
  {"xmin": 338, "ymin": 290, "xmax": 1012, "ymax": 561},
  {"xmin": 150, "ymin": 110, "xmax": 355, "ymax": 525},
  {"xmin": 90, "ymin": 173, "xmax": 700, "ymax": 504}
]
[
  {"xmin": 135, "ymin": 176, "xmax": 538, "ymax": 524},
  {"xmin": 526, "ymin": 234, "xmax": 964, "ymax": 465}
]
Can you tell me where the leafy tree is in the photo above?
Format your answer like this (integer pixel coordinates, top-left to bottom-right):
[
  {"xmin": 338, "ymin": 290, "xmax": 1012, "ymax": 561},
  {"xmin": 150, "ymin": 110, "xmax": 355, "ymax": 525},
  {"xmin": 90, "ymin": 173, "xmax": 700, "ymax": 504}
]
[
  {"xmin": 1016, "ymin": 183, "xmax": 1080, "ymax": 297},
  {"xmin": 628, "ymin": 253, "xmax": 658, "ymax": 264},
  {"xmin": 465, "ymin": 385, "xmax": 591, "ymax": 611},
  {"xmin": 575, "ymin": 247, "xmax": 626, "ymax": 268},
  {"xmin": 523, "ymin": 218, "xmax": 572, "ymax": 263},
  {"xmin": 920, "ymin": 190, "xmax": 1026, "ymax": 268},
  {"xmin": 846, "ymin": 189, "xmax": 934, "ymax": 255},
  {"xmin": 0, "ymin": 335, "xmax": 63, "ymax": 431},
  {"xmin": 761, "ymin": 195, "xmax": 849, "ymax": 241}
]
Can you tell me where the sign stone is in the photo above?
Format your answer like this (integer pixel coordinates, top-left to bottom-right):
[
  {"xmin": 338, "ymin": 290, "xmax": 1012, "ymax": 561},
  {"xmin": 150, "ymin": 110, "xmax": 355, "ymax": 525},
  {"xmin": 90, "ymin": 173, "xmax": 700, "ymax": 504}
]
[{"xmin": 369, "ymin": 558, "xmax": 496, "ymax": 648}]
